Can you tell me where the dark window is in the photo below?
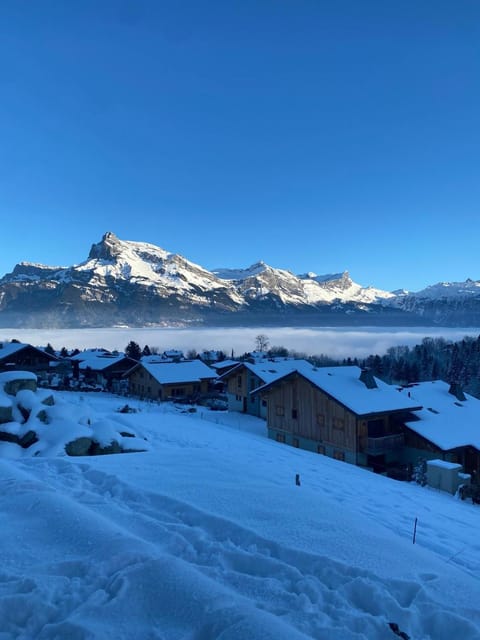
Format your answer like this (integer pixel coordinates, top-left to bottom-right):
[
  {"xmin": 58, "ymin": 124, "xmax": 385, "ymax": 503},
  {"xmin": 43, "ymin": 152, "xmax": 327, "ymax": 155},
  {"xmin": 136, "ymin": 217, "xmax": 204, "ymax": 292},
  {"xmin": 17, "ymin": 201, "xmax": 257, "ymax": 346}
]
[
  {"xmin": 367, "ymin": 418, "xmax": 384, "ymax": 437},
  {"xmin": 292, "ymin": 409, "xmax": 298, "ymax": 420},
  {"xmin": 317, "ymin": 414, "xmax": 325, "ymax": 426},
  {"xmin": 276, "ymin": 433, "xmax": 286, "ymax": 443},
  {"xmin": 276, "ymin": 406, "xmax": 285, "ymax": 416},
  {"xmin": 317, "ymin": 444, "xmax": 325, "ymax": 455},
  {"xmin": 333, "ymin": 450, "xmax": 345, "ymax": 461},
  {"xmin": 333, "ymin": 417, "xmax": 344, "ymax": 430},
  {"xmin": 293, "ymin": 438, "xmax": 299, "ymax": 448},
  {"xmin": 237, "ymin": 375, "xmax": 242, "ymax": 388}
]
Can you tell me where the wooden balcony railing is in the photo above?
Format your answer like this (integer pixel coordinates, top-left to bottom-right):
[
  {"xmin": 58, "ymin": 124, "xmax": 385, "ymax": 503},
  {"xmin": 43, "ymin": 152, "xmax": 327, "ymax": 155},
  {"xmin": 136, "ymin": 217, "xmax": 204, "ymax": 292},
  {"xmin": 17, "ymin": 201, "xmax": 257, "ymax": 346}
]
[{"xmin": 364, "ymin": 433, "xmax": 405, "ymax": 455}]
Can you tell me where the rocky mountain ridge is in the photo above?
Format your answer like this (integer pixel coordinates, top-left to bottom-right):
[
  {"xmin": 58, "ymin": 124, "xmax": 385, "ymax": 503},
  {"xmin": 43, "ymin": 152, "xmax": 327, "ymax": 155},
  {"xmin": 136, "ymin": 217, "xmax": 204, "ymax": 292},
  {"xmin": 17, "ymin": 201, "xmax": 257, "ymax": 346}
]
[{"xmin": 0, "ymin": 232, "xmax": 479, "ymax": 327}]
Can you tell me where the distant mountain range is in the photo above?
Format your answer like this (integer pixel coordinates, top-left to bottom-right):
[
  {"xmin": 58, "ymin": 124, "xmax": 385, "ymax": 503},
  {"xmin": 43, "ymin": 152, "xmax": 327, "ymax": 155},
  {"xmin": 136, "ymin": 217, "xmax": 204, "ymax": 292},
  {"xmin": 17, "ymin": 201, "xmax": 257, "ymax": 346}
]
[{"xmin": 1, "ymin": 232, "xmax": 480, "ymax": 328}]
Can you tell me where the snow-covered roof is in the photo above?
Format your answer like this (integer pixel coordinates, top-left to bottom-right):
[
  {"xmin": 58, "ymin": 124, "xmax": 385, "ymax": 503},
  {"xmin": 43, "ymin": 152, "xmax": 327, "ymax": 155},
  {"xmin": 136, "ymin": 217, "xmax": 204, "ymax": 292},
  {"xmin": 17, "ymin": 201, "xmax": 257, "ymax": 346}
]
[
  {"xmin": 226, "ymin": 359, "xmax": 312, "ymax": 385},
  {"xmin": 211, "ymin": 359, "xmax": 239, "ymax": 370},
  {"xmin": 70, "ymin": 351, "xmax": 131, "ymax": 371},
  {"xmin": 400, "ymin": 381, "xmax": 480, "ymax": 451},
  {"xmin": 0, "ymin": 341, "xmax": 56, "ymax": 362},
  {"xmin": 254, "ymin": 365, "xmax": 422, "ymax": 416},
  {"xmin": 0, "ymin": 342, "xmax": 27, "ymax": 360},
  {"xmin": 139, "ymin": 360, "xmax": 217, "ymax": 385},
  {"xmin": 163, "ymin": 350, "xmax": 184, "ymax": 357}
]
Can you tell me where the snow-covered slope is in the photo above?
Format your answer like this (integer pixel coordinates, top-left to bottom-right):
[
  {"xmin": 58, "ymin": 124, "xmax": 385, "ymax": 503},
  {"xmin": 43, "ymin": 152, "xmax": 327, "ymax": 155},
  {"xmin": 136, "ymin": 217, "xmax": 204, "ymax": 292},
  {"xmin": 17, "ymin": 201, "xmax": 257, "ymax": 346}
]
[{"xmin": 1, "ymin": 393, "xmax": 479, "ymax": 639}]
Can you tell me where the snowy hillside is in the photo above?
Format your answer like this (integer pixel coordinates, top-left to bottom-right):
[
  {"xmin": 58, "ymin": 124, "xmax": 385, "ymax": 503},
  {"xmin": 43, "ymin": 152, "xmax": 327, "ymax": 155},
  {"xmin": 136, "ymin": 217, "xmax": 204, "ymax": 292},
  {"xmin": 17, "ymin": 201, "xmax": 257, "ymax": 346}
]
[{"xmin": 1, "ymin": 392, "xmax": 479, "ymax": 639}]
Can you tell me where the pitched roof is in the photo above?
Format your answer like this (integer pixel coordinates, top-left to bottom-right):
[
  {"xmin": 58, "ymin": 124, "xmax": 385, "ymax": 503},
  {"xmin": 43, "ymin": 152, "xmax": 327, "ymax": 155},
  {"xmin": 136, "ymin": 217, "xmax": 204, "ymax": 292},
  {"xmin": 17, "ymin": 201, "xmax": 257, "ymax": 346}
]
[
  {"xmin": 400, "ymin": 381, "xmax": 480, "ymax": 451},
  {"xmin": 211, "ymin": 359, "xmax": 239, "ymax": 370},
  {"xmin": 138, "ymin": 360, "xmax": 217, "ymax": 385},
  {"xmin": 71, "ymin": 351, "xmax": 132, "ymax": 371},
  {"xmin": 220, "ymin": 359, "xmax": 312, "ymax": 384},
  {"xmin": 0, "ymin": 341, "xmax": 57, "ymax": 362},
  {"xmin": 254, "ymin": 365, "xmax": 422, "ymax": 416}
]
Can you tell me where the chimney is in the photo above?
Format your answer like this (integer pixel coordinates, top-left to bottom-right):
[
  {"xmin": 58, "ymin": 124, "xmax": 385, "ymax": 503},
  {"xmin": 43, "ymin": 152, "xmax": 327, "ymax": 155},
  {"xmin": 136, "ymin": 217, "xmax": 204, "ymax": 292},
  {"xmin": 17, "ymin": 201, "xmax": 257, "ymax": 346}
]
[
  {"xmin": 449, "ymin": 382, "xmax": 466, "ymax": 402},
  {"xmin": 359, "ymin": 368, "xmax": 377, "ymax": 389}
]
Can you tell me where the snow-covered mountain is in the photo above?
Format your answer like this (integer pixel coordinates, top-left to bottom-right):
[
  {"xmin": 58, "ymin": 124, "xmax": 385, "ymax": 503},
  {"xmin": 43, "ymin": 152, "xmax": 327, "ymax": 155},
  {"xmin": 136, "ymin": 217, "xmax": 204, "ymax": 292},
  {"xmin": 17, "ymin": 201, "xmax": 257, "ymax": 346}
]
[
  {"xmin": 389, "ymin": 279, "xmax": 480, "ymax": 325},
  {"xmin": 0, "ymin": 232, "xmax": 479, "ymax": 327}
]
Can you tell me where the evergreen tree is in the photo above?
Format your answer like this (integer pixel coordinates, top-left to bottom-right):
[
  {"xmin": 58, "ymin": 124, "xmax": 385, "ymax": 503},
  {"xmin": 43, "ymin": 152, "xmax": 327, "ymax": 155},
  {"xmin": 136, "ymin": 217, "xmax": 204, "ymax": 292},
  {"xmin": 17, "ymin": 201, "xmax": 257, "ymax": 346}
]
[
  {"xmin": 125, "ymin": 341, "xmax": 142, "ymax": 361},
  {"xmin": 44, "ymin": 343, "xmax": 55, "ymax": 356}
]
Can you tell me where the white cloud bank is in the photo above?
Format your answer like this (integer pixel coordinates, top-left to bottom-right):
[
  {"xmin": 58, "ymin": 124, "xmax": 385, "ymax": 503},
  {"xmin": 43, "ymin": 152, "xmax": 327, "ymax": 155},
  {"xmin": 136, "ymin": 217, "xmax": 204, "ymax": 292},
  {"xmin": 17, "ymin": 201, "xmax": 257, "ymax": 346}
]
[{"xmin": 1, "ymin": 326, "xmax": 479, "ymax": 359}]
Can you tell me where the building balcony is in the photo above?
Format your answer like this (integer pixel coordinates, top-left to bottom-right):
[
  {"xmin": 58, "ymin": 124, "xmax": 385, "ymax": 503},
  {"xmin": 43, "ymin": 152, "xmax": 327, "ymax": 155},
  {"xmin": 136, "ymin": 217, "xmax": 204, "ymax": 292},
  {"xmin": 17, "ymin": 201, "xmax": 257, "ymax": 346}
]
[{"xmin": 364, "ymin": 433, "xmax": 405, "ymax": 456}]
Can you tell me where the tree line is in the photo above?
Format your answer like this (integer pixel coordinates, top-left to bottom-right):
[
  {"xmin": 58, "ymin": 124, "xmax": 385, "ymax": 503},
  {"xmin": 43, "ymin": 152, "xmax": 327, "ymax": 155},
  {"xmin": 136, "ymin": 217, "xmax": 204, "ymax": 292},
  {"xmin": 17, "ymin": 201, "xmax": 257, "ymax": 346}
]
[{"xmin": 355, "ymin": 335, "xmax": 480, "ymax": 398}]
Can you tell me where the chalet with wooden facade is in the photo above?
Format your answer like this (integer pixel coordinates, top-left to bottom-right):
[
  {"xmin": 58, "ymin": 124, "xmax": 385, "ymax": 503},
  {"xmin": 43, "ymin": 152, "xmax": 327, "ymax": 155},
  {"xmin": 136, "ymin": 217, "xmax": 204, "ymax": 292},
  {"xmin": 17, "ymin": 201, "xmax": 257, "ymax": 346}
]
[
  {"xmin": 398, "ymin": 381, "xmax": 480, "ymax": 479},
  {"xmin": 252, "ymin": 366, "xmax": 422, "ymax": 469},
  {"xmin": 70, "ymin": 350, "xmax": 137, "ymax": 391},
  {"xmin": 220, "ymin": 360, "xmax": 311, "ymax": 418},
  {"xmin": 0, "ymin": 341, "xmax": 58, "ymax": 375},
  {"xmin": 125, "ymin": 360, "xmax": 217, "ymax": 402}
]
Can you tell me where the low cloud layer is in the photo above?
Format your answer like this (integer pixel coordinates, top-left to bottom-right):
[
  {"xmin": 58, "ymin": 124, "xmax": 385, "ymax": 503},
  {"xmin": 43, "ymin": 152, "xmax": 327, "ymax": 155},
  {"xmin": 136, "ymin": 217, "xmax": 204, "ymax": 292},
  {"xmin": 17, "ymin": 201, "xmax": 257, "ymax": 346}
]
[{"xmin": 2, "ymin": 326, "xmax": 479, "ymax": 360}]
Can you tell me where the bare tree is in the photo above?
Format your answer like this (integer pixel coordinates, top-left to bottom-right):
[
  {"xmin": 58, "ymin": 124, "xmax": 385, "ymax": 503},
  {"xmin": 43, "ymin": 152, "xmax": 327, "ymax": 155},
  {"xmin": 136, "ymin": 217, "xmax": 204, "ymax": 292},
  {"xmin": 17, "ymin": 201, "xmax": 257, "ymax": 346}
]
[{"xmin": 255, "ymin": 334, "xmax": 269, "ymax": 352}]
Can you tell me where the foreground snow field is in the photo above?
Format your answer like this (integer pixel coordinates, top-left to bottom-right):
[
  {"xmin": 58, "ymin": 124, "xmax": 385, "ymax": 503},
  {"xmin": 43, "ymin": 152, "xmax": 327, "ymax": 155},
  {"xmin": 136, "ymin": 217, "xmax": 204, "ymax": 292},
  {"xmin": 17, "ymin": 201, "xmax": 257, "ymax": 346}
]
[{"xmin": 1, "ymin": 393, "xmax": 479, "ymax": 639}]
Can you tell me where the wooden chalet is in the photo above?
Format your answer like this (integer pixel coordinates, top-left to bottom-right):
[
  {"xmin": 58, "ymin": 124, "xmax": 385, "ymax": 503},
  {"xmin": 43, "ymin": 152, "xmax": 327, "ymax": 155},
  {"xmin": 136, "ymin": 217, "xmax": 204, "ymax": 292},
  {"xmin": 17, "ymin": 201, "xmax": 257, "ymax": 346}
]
[
  {"xmin": 398, "ymin": 381, "xmax": 480, "ymax": 479},
  {"xmin": 0, "ymin": 341, "xmax": 58, "ymax": 375},
  {"xmin": 70, "ymin": 350, "xmax": 137, "ymax": 390},
  {"xmin": 220, "ymin": 359, "xmax": 311, "ymax": 418},
  {"xmin": 125, "ymin": 360, "xmax": 217, "ymax": 402},
  {"xmin": 252, "ymin": 366, "xmax": 422, "ymax": 469}
]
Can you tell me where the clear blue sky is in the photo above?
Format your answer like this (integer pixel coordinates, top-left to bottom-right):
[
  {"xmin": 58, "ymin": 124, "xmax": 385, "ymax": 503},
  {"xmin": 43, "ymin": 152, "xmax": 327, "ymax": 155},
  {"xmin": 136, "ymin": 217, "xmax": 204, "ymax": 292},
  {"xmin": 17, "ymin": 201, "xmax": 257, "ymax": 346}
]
[{"xmin": 1, "ymin": 1, "xmax": 479, "ymax": 292}]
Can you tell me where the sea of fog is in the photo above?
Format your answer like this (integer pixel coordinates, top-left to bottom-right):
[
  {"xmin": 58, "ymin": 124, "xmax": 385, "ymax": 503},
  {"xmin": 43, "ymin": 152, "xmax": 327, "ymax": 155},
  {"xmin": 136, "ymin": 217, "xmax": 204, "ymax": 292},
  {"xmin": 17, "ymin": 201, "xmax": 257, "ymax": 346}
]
[{"xmin": 2, "ymin": 326, "xmax": 480, "ymax": 359}]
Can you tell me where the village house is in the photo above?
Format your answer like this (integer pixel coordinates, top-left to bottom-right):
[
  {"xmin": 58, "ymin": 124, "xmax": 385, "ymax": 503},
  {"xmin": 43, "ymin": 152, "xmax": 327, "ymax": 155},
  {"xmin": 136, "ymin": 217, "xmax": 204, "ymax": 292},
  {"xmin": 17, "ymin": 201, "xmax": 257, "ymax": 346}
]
[
  {"xmin": 220, "ymin": 359, "xmax": 311, "ymax": 418},
  {"xmin": 397, "ymin": 380, "xmax": 480, "ymax": 479},
  {"xmin": 125, "ymin": 359, "xmax": 217, "ymax": 402},
  {"xmin": 70, "ymin": 350, "xmax": 137, "ymax": 391},
  {"xmin": 252, "ymin": 365, "xmax": 422, "ymax": 470},
  {"xmin": 0, "ymin": 341, "xmax": 58, "ymax": 376},
  {"xmin": 210, "ymin": 359, "xmax": 239, "ymax": 377}
]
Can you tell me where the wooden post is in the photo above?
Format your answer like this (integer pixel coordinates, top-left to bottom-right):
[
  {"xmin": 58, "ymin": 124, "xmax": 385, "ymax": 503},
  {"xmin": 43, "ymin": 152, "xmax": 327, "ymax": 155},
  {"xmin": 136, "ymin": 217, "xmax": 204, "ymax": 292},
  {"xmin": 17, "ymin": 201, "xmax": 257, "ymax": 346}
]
[
  {"xmin": 295, "ymin": 473, "xmax": 301, "ymax": 486},
  {"xmin": 412, "ymin": 517, "xmax": 418, "ymax": 544}
]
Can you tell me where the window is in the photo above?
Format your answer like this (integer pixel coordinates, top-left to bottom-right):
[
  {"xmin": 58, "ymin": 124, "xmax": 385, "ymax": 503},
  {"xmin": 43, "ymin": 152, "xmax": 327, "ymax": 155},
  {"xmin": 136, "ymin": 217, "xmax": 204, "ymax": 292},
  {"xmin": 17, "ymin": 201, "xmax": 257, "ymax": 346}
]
[
  {"xmin": 276, "ymin": 406, "xmax": 285, "ymax": 416},
  {"xmin": 333, "ymin": 450, "xmax": 345, "ymax": 461},
  {"xmin": 333, "ymin": 417, "xmax": 344, "ymax": 430},
  {"xmin": 317, "ymin": 414, "xmax": 325, "ymax": 426},
  {"xmin": 317, "ymin": 444, "xmax": 325, "ymax": 455},
  {"xmin": 235, "ymin": 394, "xmax": 242, "ymax": 401},
  {"xmin": 292, "ymin": 409, "xmax": 298, "ymax": 420},
  {"xmin": 276, "ymin": 433, "xmax": 286, "ymax": 443},
  {"xmin": 262, "ymin": 400, "xmax": 267, "ymax": 407},
  {"xmin": 237, "ymin": 375, "xmax": 242, "ymax": 388},
  {"xmin": 293, "ymin": 438, "xmax": 299, "ymax": 448}
]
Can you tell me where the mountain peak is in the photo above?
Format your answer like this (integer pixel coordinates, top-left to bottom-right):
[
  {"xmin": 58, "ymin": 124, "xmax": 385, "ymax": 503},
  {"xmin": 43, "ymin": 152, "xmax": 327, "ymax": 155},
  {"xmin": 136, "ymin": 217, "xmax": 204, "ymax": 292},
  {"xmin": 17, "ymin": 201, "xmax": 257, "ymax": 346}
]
[{"xmin": 88, "ymin": 232, "xmax": 123, "ymax": 262}]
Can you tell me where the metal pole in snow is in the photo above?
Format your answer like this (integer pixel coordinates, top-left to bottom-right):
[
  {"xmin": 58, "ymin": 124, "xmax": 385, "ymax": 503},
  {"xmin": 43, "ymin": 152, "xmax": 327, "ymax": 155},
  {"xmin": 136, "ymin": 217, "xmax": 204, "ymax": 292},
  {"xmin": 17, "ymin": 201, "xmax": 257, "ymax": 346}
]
[{"xmin": 412, "ymin": 517, "xmax": 418, "ymax": 544}]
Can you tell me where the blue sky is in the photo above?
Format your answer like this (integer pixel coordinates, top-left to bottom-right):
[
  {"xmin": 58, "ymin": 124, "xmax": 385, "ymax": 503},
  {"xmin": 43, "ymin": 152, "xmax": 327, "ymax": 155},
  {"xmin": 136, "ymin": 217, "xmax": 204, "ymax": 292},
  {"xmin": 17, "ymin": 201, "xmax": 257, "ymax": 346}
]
[{"xmin": 0, "ymin": 1, "xmax": 479, "ymax": 292}]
